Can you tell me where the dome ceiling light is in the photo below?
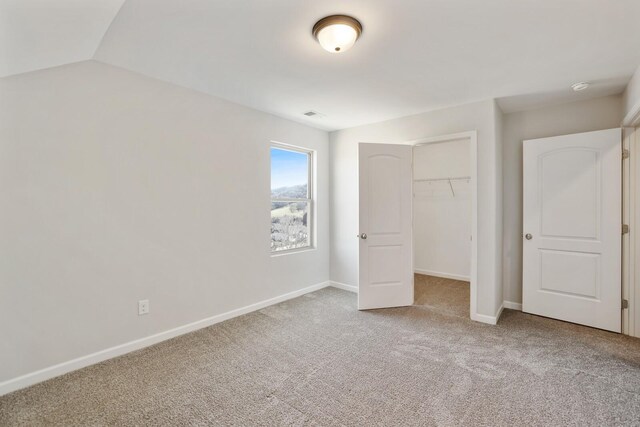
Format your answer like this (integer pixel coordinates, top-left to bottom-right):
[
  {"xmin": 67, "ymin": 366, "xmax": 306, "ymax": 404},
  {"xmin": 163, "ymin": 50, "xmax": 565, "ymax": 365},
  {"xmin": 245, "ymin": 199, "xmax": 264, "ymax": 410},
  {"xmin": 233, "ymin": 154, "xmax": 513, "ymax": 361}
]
[
  {"xmin": 312, "ymin": 15, "xmax": 363, "ymax": 53},
  {"xmin": 571, "ymin": 82, "xmax": 590, "ymax": 92}
]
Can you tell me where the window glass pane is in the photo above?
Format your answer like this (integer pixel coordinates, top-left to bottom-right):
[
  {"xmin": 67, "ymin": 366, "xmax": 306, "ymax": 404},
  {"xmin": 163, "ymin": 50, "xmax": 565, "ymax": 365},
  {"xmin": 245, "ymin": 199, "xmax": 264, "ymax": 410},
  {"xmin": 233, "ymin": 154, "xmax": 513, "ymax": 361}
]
[
  {"xmin": 271, "ymin": 201, "xmax": 310, "ymax": 251},
  {"xmin": 271, "ymin": 148, "xmax": 309, "ymax": 198}
]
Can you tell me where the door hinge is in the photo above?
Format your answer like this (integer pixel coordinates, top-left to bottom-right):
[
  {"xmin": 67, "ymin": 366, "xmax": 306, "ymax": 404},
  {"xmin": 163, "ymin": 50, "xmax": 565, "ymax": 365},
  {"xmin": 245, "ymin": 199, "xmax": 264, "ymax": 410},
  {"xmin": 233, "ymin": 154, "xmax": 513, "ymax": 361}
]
[
  {"xmin": 623, "ymin": 149, "xmax": 630, "ymax": 160},
  {"xmin": 623, "ymin": 224, "xmax": 630, "ymax": 235},
  {"xmin": 622, "ymin": 299, "xmax": 629, "ymax": 310}
]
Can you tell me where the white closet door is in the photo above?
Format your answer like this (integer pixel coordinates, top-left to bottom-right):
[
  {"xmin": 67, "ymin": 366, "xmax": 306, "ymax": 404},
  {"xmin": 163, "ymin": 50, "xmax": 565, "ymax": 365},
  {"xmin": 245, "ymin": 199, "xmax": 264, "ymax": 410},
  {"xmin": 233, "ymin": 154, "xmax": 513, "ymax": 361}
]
[
  {"xmin": 358, "ymin": 143, "xmax": 413, "ymax": 310},
  {"xmin": 523, "ymin": 128, "xmax": 621, "ymax": 332}
]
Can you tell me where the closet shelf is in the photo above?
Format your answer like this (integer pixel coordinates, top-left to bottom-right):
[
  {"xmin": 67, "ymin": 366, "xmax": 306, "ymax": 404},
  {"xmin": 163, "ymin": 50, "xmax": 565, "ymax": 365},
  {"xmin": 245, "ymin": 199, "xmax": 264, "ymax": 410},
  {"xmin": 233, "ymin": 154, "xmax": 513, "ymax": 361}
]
[
  {"xmin": 413, "ymin": 176, "xmax": 470, "ymax": 183},
  {"xmin": 414, "ymin": 176, "xmax": 470, "ymax": 197}
]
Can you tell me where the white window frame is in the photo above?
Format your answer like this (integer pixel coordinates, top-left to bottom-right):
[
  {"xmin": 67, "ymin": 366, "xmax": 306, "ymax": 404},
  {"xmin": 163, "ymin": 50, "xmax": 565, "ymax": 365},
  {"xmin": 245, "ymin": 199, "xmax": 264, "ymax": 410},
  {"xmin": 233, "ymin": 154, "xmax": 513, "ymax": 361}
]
[{"xmin": 270, "ymin": 141, "xmax": 314, "ymax": 254}]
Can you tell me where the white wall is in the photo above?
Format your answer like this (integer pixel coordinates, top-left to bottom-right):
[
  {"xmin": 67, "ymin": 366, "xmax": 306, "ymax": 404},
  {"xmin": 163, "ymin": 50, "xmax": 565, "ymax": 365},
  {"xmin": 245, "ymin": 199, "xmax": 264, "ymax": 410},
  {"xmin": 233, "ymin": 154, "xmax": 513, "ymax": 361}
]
[
  {"xmin": 0, "ymin": 61, "xmax": 330, "ymax": 384},
  {"xmin": 329, "ymin": 100, "xmax": 503, "ymax": 319},
  {"xmin": 413, "ymin": 140, "xmax": 471, "ymax": 280},
  {"xmin": 502, "ymin": 95, "xmax": 623, "ymax": 305}
]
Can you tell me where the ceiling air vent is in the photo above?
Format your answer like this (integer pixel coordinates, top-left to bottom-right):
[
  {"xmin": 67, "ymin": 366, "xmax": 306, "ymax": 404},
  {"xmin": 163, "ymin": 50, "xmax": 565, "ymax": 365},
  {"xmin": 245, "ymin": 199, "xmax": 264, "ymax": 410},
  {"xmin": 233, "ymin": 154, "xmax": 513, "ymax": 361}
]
[{"xmin": 303, "ymin": 110, "xmax": 324, "ymax": 118}]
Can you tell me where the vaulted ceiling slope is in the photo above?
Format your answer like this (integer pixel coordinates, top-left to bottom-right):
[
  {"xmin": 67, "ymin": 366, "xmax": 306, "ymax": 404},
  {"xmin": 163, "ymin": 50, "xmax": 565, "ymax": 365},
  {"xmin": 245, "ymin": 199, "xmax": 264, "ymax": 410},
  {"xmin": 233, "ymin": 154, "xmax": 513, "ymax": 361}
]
[
  {"xmin": 4, "ymin": 1, "xmax": 640, "ymax": 130},
  {"xmin": 0, "ymin": 0, "xmax": 125, "ymax": 78}
]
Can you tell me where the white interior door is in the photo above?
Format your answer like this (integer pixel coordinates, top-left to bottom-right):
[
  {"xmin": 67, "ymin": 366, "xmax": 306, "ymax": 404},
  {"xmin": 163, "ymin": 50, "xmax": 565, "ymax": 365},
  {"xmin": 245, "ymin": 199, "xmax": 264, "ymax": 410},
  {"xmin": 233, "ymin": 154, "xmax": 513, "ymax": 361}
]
[
  {"xmin": 358, "ymin": 143, "xmax": 413, "ymax": 310},
  {"xmin": 523, "ymin": 128, "xmax": 622, "ymax": 332}
]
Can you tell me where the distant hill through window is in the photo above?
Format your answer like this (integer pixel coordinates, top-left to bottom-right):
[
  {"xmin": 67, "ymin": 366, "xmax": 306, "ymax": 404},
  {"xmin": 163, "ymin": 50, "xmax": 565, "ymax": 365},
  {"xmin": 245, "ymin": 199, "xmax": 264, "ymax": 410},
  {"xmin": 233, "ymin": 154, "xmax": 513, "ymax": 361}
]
[{"xmin": 271, "ymin": 184, "xmax": 308, "ymax": 199}]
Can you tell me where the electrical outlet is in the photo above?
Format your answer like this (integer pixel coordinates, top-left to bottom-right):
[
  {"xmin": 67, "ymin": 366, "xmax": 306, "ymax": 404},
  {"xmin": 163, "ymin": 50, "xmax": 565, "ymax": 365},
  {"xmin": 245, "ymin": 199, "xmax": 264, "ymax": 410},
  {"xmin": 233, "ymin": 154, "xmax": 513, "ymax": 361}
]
[{"xmin": 138, "ymin": 299, "xmax": 149, "ymax": 315}]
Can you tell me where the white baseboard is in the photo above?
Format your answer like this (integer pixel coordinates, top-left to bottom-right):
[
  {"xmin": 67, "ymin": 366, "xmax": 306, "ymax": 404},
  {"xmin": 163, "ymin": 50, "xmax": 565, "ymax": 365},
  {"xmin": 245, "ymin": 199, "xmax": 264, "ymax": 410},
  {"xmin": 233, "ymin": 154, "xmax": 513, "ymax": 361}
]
[
  {"xmin": 0, "ymin": 281, "xmax": 331, "ymax": 397},
  {"xmin": 503, "ymin": 301, "xmax": 522, "ymax": 311},
  {"xmin": 330, "ymin": 281, "xmax": 358, "ymax": 293},
  {"xmin": 471, "ymin": 303, "xmax": 504, "ymax": 325},
  {"xmin": 414, "ymin": 269, "xmax": 470, "ymax": 282}
]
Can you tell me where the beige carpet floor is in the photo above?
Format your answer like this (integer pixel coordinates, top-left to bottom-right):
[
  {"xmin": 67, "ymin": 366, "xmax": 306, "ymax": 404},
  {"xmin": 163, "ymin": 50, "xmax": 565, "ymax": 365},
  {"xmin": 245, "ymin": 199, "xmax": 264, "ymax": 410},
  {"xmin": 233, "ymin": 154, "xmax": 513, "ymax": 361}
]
[
  {"xmin": 414, "ymin": 274, "xmax": 470, "ymax": 319},
  {"xmin": 2, "ymin": 276, "xmax": 640, "ymax": 426}
]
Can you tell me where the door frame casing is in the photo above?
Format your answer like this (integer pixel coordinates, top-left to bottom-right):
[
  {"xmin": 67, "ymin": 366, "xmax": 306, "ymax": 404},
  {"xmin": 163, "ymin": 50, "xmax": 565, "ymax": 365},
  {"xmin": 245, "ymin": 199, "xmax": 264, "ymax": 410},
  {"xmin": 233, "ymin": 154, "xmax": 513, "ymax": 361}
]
[
  {"xmin": 406, "ymin": 131, "xmax": 479, "ymax": 321},
  {"xmin": 623, "ymin": 125, "xmax": 639, "ymax": 337},
  {"xmin": 622, "ymin": 101, "xmax": 640, "ymax": 337}
]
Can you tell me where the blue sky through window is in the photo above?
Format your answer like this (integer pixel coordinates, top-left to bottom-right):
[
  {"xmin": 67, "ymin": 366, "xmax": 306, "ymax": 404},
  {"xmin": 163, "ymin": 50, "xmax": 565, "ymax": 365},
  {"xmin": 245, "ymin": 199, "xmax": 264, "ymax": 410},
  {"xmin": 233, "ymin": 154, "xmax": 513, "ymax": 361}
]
[{"xmin": 271, "ymin": 148, "xmax": 308, "ymax": 190}]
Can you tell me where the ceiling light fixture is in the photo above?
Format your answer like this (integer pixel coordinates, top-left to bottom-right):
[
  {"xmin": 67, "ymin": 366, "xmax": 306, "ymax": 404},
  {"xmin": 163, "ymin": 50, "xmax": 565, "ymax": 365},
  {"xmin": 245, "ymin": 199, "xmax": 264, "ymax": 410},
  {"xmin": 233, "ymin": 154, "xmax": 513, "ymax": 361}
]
[
  {"xmin": 312, "ymin": 15, "xmax": 362, "ymax": 53},
  {"xmin": 571, "ymin": 82, "xmax": 590, "ymax": 92}
]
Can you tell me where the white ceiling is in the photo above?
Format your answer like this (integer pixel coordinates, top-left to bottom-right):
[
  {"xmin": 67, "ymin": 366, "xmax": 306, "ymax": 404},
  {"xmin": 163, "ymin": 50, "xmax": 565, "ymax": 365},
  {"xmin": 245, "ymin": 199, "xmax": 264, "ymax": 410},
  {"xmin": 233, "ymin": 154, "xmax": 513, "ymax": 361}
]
[
  {"xmin": 0, "ymin": 0, "xmax": 125, "ymax": 77},
  {"xmin": 4, "ymin": 1, "xmax": 640, "ymax": 130}
]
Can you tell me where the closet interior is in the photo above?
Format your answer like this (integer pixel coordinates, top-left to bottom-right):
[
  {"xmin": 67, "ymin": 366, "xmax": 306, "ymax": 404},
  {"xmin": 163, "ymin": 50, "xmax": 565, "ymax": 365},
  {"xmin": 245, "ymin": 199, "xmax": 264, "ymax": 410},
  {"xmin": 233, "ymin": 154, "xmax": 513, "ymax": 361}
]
[{"xmin": 413, "ymin": 138, "xmax": 471, "ymax": 314}]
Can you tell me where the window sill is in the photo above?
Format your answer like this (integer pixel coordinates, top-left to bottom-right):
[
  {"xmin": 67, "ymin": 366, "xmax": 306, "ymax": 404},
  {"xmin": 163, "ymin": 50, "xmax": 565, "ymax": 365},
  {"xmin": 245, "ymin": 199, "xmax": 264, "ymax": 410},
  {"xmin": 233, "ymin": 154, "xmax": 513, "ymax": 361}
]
[{"xmin": 270, "ymin": 247, "xmax": 317, "ymax": 257}]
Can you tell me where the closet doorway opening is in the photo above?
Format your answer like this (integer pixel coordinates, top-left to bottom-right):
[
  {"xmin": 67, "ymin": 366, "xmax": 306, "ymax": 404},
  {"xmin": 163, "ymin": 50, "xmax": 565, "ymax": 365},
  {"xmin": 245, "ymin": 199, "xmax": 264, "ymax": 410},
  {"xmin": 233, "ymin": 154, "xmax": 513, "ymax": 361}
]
[{"xmin": 412, "ymin": 132, "xmax": 477, "ymax": 318}]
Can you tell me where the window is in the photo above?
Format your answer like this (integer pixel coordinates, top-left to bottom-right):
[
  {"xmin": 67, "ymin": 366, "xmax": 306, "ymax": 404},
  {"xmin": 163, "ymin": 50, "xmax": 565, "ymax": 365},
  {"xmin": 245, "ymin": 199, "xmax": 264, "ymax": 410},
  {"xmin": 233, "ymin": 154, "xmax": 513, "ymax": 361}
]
[{"xmin": 271, "ymin": 144, "xmax": 313, "ymax": 252}]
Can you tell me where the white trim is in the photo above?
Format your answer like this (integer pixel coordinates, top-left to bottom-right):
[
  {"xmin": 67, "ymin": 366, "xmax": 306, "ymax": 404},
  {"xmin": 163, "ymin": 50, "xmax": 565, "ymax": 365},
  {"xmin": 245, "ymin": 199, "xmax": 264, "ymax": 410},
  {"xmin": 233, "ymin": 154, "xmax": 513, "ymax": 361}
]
[
  {"xmin": 414, "ymin": 269, "xmax": 470, "ymax": 282},
  {"xmin": 330, "ymin": 281, "xmax": 358, "ymax": 293},
  {"xmin": 269, "ymin": 141, "xmax": 315, "ymax": 254},
  {"xmin": 634, "ymin": 126, "xmax": 640, "ymax": 337},
  {"xmin": 503, "ymin": 301, "xmax": 522, "ymax": 311},
  {"xmin": 270, "ymin": 247, "xmax": 317, "ymax": 257},
  {"xmin": 0, "ymin": 281, "xmax": 331, "ymax": 397},
  {"xmin": 407, "ymin": 131, "xmax": 478, "ymax": 146},
  {"xmin": 471, "ymin": 303, "xmax": 503, "ymax": 325},
  {"xmin": 409, "ymin": 131, "xmax": 480, "ymax": 324},
  {"xmin": 622, "ymin": 99, "xmax": 640, "ymax": 127},
  {"xmin": 625, "ymin": 126, "xmax": 640, "ymax": 338},
  {"xmin": 623, "ymin": 127, "xmax": 633, "ymax": 336}
]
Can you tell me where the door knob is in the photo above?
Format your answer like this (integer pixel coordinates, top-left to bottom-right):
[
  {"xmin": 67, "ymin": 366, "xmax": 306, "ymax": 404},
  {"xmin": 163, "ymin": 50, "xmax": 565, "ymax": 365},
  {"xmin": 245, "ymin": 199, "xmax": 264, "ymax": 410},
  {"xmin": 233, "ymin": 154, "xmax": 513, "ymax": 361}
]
[
  {"xmin": 359, "ymin": 233, "xmax": 368, "ymax": 240},
  {"xmin": 525, "ymin": 233, "xmax": 533, "ymax": 240}
]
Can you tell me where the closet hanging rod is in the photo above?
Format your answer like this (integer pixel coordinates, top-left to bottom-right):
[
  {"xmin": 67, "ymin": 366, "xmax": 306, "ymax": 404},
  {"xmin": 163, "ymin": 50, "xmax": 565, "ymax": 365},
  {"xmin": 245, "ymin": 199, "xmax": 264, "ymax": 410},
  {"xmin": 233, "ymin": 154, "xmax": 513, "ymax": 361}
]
[{"xmin": 413, "ymin": 176, "xmax": 470, "ymax": 183}]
